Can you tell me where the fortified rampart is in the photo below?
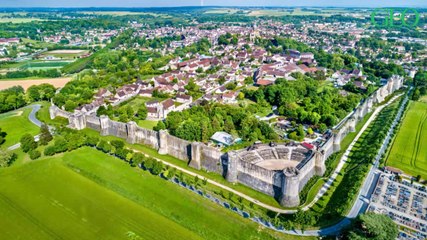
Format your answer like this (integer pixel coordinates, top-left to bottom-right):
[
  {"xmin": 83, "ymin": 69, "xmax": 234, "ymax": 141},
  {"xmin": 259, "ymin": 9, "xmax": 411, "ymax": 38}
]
[{"xmin": 49, "ymin": 75, "xmax": 404, "ymax": 208}]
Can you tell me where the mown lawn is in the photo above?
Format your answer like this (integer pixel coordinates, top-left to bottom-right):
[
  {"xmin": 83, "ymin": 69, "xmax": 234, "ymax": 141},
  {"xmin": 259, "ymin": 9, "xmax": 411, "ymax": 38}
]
[
  {"xmin": 0, "ymin": 147, "xmax": 310, "ymax": 240},
  {"xmin": 36, "ymin": 101, "xmax": 69, "ymax": 127},
  {"xmin": 0, "ymin": 107, "xmax": 39, "ymax": 147},
  {"xmin": 137, "ymin": 119, "xmax": 158, "ymax": 129},
  {"xmin": 386, "ymin": 101, "xmax": 427, "ymax": 179}
]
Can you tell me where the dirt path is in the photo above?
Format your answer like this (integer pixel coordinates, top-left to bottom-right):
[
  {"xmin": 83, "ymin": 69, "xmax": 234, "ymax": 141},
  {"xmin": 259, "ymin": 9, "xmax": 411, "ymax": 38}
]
[{"xmin": 0, "ymin": 77, "xmax": 72, "ymax": 90}]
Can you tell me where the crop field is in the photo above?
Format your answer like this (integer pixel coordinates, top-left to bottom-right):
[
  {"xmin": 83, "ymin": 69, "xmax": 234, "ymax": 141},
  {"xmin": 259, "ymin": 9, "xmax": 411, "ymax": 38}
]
[
  {"xmin": 80, "ymin": 11, "xmax": 169, "ymax": 17},
  {"xmin": 205, "ymin": 8, "xmax": 240, "ymax": 14},
  {"xmin": 0, "ymin": 107, "xmax": 39, "ymax": 148},
  {"xmin": 0, "ymin": 77, "xmax": 72, "ymax": 90},
  {"xmin": 21, "ymin": 61, "xmax": 71, "ymax": 70},
  {"xmin": 248, "ymin": 8, "xmax": 332, "ymax": 17},
  {"xmin": 0, "ymin": 17, "xmax": 45, "ymax": 23},
  {"xmin": 386, "ymin": 101, "xmax": 427, "ymax": 179},
  {"xmin": 0, "ymin": 147, "xmax": 304, "ymax": 240}
]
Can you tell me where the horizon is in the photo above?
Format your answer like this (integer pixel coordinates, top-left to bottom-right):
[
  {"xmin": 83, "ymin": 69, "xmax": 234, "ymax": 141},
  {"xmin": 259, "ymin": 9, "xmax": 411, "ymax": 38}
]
[{"xmin": 1, "ymin": 0, "xmax": 427, "ymax": 8}]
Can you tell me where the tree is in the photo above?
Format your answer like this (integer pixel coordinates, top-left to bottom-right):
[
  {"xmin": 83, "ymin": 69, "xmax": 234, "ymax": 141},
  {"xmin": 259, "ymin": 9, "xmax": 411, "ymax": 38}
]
[
  {"xmin": 244, "ymin": 77, "xmax": 253, "ymax": 85},
  {"xmin": 137, "ymin": 106, "xmax": 147, "ymax": 120},
  {"xmin": 39, "ymin": 124, "xmax": 52, "ymax": 145},
  {"xmin": 153, "ymin": 121, "xmax": 166, "ymax": 131},
  {"xmin": 167, "ymin": 167, "xmax": 177, "ymax": 179},
  {"xmin": 0, "ymin": 128, "xmax": 6, "ymax": 146},
  {"xmin": 97, "ymin": 140, "xmax": 112, "ymax": 153},
  {"xmin": 346, "ymin": 213, "xmax": 398, "ymax": 240},
  {"xmin": 29, "ymin": 149, "xmax": 41, "ymax": 160},
  {"xmin": 111, "ymin": 140, "xmax": 125, "ymax": 150},
  {"xmin": 144, "ymin": 157, "xmax": 155, "ymax": 170},
  {"xmin": 225, "ymin": 82, "xmax": 237, "ymax": 90},
  {"xmin": 20, "ymin": 133, "xmax": 37, "ymax": 153},
  {"xmin": 0, "ymin": 149, "xmax": 16, "ymax": 167},
  {"xmin": 237, "ymin": 92, "xmax": 245, "ymax": 100},
  {"xmin": 131, "ymin": 152, "xmax": 145, "ymax": 167},
  {"xmin": 331, "ymin": 54, "xmax": 345, "ymax": 70},
  {"xmin": 64, "ymin": 100, "xmax": 77, "ymax": 111}
]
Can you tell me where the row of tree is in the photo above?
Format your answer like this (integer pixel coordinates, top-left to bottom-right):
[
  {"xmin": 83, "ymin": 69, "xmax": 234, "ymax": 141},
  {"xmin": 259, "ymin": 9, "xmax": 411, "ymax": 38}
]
[
  {"xmin": 0, "ymin": 84, "xmax": 56, "ymax": 113},
  {"xmin": 412, "ymin": 70, "xmax": 427, "ymax": 101},
  {"xmin": 0, "ymin": 69, "xmax": 61, "ymax": 80}
]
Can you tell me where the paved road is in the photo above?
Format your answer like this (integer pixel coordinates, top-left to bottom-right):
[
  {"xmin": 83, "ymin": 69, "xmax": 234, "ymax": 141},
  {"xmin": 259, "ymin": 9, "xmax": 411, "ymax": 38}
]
[
  {"xmin": 7, "ymin": 104, "xmax": 42, "ymax": 151},
  {"xmin": 279, "ymin": 93, "xmax": 408, "ymax": 236},
  {"xmin": 301, "ymin": 93, "xmax": 404, "ymax": 211}
]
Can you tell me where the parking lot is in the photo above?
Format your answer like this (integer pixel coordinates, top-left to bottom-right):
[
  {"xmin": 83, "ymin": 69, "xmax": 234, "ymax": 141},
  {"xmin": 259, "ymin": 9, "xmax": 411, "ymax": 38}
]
[{"xmin": 368, "ymin": 173, "xmax": 427, "ymax": 240}]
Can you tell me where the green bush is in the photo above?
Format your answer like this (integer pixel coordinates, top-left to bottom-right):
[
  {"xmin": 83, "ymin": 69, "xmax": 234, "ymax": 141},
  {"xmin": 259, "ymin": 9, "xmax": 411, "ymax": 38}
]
[
  {"xmin": 44, "ymin": 146, "xmax": 57, "ymax": 156},
  {"xmin": 29, "ymin": 149, "xmax": 41, "ymax": 160}
]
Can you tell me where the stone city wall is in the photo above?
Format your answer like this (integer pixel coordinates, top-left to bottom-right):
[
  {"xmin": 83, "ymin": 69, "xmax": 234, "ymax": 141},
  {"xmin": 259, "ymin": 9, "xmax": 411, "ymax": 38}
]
[
  {"xmin": 48, "ymin": 75, "xmax": 403, "ymax": 208},
  {"xmin": 48, "ymin": 110, "xmax": 222, "ymax": 173}
]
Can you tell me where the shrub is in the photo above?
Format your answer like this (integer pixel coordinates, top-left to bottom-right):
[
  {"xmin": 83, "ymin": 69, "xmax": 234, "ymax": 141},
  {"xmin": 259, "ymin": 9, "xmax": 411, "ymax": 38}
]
[
  {"xmin": 111, "ymin": 140, "xmax": 125, "ymax": 150},
  {"xmin": 29, "ymin": 150, "xmax": 41, "ymax": 160},
  {"xmin": 44, "ymin": 146, "xmax": 57, "ymax": 156},
  {"xmin": 97, "ymin": 140, "xmax": 112, "ymax": 153},
  {"xmin": 20, "ymin": 134, "xmax": 37, "ymax": 153},
  {"xmin": 85, "ymin": 136, "xmax": 99, "ymax": 146}
]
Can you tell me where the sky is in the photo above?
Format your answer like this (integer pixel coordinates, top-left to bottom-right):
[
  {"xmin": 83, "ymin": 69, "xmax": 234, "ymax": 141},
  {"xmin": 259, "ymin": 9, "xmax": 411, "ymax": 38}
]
[{"xmin": 1, "ymin": 0, "xmax": 426, "ymax": 8}]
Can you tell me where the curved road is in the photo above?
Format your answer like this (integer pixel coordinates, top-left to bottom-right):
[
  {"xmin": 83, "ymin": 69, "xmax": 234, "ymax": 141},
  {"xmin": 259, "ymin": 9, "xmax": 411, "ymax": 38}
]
[
  {"xmin": 7, "ymin": 104, "xmax": 42, "ymax": 151},
  {"xmin": 8, "ymin": 96, "xmax": 408, "ymax": 236}
]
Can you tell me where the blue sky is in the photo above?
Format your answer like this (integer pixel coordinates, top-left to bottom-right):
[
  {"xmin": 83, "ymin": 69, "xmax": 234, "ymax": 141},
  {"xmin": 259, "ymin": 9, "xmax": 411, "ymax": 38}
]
[{"xmin": 1, "ymin": 0, "xmax": 426, "ymax": 8}]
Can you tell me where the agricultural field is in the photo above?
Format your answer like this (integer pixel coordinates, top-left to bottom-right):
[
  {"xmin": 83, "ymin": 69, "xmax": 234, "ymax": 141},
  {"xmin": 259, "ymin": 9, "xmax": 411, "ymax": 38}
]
[
  {"xmin": 0, "ymin": 17, "xmax": 45, "ymax": 23},
  {"xmin": 20, "ymin": 61, "xmax": 72, "ymax": 70},
  {"xmin": 0, "ymin": 77, "xmax": 72, "ymax": 90},
  {"xmin": 386, "ymin": 101, "xmax": 427, "ymax": 180},
  {"xmin": 0, "ymin": 147, "xmax": 306, "ymax": 240},
  {"xmin": 248, "ymin": 8, "xmax": 332, "ymax": 17},
  {"xmin": 0, "ymin": 107, "xmax": 39, "ymax": 148},
  {"xmin": 81, "ymin": 11, "xmax": 169, "ymax": 17},
  {"xmin": 205, "ymin": 8, "xmax": 240, "ymax": 14}
]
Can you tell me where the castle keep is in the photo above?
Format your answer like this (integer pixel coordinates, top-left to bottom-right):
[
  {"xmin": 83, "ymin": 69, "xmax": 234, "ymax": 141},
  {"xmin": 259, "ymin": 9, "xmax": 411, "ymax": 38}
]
[{"xmin": 50, "ymin": 76, "xmax": 403, "ymax": 207}]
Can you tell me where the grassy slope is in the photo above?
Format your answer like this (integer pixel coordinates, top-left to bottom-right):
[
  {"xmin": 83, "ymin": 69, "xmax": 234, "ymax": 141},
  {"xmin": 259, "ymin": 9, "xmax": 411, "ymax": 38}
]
[
  {"xmin": 0, "ymin": 156, "xmax": 201, "ymax": 240},
  {"xmin": 36, "ymin": 101, "xmax": 69, "ymax": 127},
  {"xmin": 0, "ymin": 107, "xmax": 39, "ymax": 147},
  {"xmin": 386, "ymin": 101, "xmax": 427, "ymax": 179},
  {"xmin": 0, "ymin": 147, "xmax": 309, "ymax": 240},
  {"xmin": 81, "ymin": 128, "xmax": 287, "ymax": 209}
]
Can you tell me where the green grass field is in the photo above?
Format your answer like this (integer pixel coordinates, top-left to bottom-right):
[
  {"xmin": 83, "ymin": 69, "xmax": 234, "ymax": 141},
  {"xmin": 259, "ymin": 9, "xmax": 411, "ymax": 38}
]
[
  {"xmin": 21, "ymin": 61, "xmax": 71, "ymax": 70},
  {"xmin": 36, "ymin": 101, "xmax": 69, "ymax": 127},
  {"xmin": 0, "ymin": 107, "xmax": 39, "ymax": 147},
  {"xmin": 386, "ymin": 101, "xmax": 427, "ymax": 179},
  {"xmin": 0, "ymin": 147, "xmax": 307, "ymax": 240},
  {"xmin": 0, "ymin": 18, "xmax": 44, "ymax": 23},
  {"xmin": 137, "ymin": 119, "xmax": 158, "ymax": 130}
]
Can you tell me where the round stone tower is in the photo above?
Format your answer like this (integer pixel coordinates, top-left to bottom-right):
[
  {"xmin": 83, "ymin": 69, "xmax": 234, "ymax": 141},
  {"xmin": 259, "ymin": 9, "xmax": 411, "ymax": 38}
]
[{"xmin": 279, "ymin": 167, "xmax": 300, "ymax": 207}]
